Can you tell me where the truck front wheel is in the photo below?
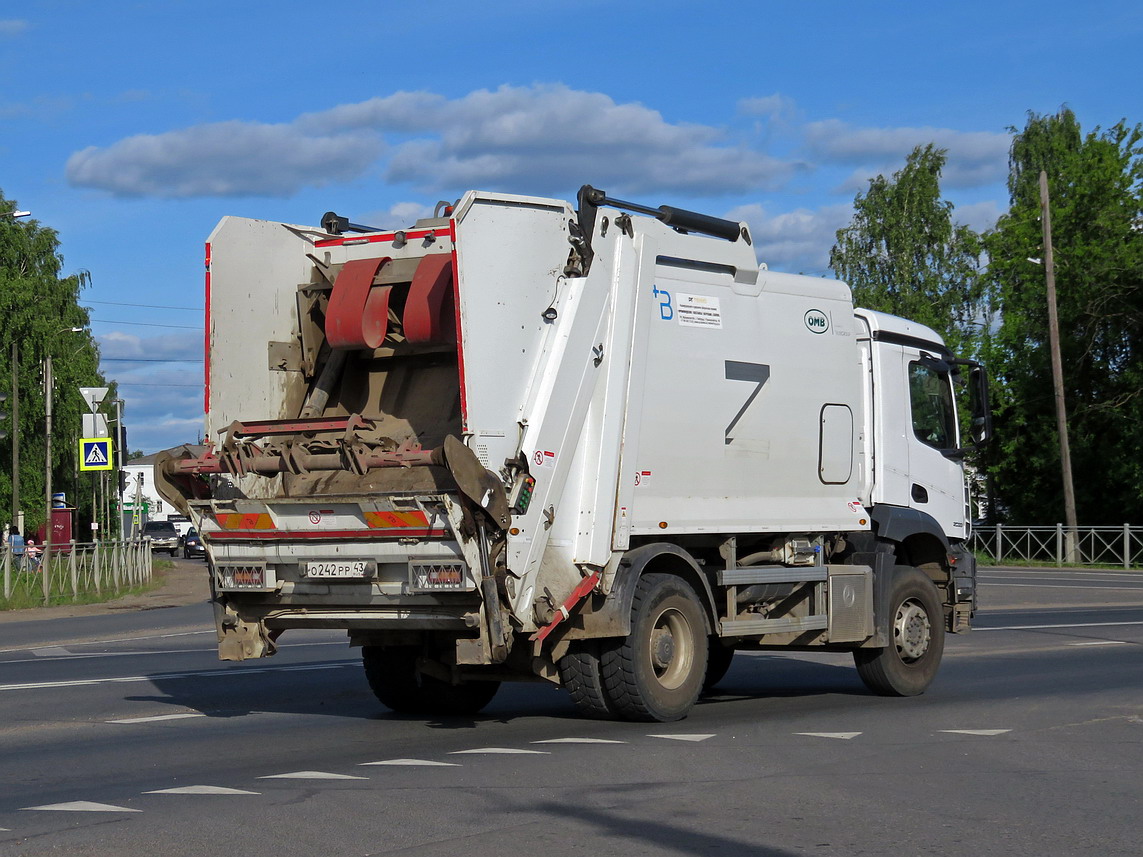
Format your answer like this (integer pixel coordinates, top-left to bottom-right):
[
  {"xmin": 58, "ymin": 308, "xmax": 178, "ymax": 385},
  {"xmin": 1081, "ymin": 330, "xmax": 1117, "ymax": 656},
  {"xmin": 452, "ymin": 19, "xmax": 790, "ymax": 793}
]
[
  {"xmin": 853, "ymin": 566, "xmax": 945, "ymax": 696},
  {"xmin": 362, "ymin": 646, "xmax": 499, "ymax": 716},
  {"xmin": 601, "ymin": 573, "xmax": 708, "ymax": 722}
]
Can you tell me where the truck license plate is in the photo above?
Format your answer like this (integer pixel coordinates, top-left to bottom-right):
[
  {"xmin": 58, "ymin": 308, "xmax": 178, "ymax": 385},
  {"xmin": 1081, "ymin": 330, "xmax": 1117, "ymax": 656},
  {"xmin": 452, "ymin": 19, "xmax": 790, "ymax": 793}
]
[{"xmin": 304, "ymin": 560, "xmax": 375, "ymax": 579}]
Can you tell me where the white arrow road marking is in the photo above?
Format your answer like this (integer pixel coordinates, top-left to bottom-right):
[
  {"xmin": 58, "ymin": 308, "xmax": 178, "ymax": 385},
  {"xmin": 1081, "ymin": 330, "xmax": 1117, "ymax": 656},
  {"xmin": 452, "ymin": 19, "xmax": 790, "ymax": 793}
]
[
  {"xmin": 258, "ymin": 771, "xmax": 367, "ymax": 780},
  {"xmin": 145, "ymin": 786, "xmax": 260, "ymax": 795},
  {"xmin": 22, "ymin": 801, "xmax": 141, "ymax": 813},
  {"xmin": 532, "ymin": 737, "xmax": 627, "ymax": 744},
  {"xmin": 360, "ymin": 759, "xmax": 460, "ymax": 767},
  {"xmin": 797, "ymin": 732, "xmax": 862, "ymax": 740},
  {"xmin": 108, "ymin": 713, "xmax": 206, "ymax": 724},
  {"xmin": 647, "ymin": 734, "xmax": 715, "ymax": 742},
  {"xmin": 449, "ymin": 748, "xmax": 550, "ymax": 755},
  {"xmin": 941, "ymin": 729, "xmax": 1012, "ymax": 736}
]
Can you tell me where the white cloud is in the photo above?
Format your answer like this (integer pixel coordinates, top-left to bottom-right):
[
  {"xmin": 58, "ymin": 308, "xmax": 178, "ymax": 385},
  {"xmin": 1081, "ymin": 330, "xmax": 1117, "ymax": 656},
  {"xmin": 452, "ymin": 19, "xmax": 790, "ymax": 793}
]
[
  {"xmin": 67, "ymin": 84, "xmax": 797, "ymax": 199},
  {"xmin": 0, "ymin": 19, "xmax": 28, "ymax": 36},
  {"xmin": 97, "ymin": 331, "xmax": 201, "ymax": 360},
  {"xmin": 727, "ymin": 202, "xmax": 854, "ymax": 275},
  {"xmin": 955, "ymin": 200, "xmax": 1003, "ymax": 233},
  {"xmin": 67, "ymin": 121, "xmax": 381, "ymax": 198},
  {"xmin": 738, "ymin": 94, "xmax": 797, "ymax": 121},
  {"xmin": 804, "ymin": 119, "xmax": 1010, "ymax": 189}
]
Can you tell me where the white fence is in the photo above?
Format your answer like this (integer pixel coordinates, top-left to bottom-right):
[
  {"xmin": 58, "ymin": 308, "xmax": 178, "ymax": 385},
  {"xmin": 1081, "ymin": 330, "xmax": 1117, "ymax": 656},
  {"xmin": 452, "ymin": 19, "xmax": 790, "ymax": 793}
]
[
  {"xmin": 971, "ymin": 524, "xmax": 1143, "ymax": 569},
  {"xmin": 1, "ymin": 540, "xmax": 152, "ymax": 608}
]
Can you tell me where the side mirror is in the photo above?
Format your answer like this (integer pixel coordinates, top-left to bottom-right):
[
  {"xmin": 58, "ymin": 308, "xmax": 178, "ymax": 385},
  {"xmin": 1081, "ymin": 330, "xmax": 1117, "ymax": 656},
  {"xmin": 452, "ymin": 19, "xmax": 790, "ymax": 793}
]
[{"xmin": 967, "ymin": 364, "xmax": 992, "ymax": 446}]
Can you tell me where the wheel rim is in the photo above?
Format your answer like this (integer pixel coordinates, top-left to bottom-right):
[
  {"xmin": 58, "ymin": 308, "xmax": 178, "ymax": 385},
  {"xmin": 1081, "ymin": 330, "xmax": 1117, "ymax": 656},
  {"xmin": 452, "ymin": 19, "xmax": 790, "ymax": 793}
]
[
  {"xmin": 646, "ymin": 606, "xmax": 694, "ymax": 690},
  {"xmin": 894, "ymin": 597, "xmax": 931, "ymax": 662}
]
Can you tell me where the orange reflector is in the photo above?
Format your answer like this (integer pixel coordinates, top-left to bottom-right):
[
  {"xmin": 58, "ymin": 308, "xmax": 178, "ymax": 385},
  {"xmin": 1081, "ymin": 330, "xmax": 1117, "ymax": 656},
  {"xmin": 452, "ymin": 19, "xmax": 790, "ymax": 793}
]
[
  {"xmin": 363, "ymin": 510, "xmax": 430, "ymax": 529},
  {"xmin": 216, "ymin": 513, "xmax": 274, "ymax": 530}
]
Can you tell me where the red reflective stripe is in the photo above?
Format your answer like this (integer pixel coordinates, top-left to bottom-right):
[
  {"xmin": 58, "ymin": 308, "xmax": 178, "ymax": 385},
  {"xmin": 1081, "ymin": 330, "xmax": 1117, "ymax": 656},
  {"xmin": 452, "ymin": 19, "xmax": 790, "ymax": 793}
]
[
  {"xmin": 204, "ymin": 242, "xmax": 211, "ymax": 415},
  {"xmin": 216, "ymin": 513, "xmax": 274, "ymax": 530},
  {"xmin": 314, "ymin": 226, "xmax": 453, "ymax": 249},
  {"xmin": 207, "ymin": 528, "xmax": 447, "ymax": 541},
  {"xmin": 451, "ymin": 240, "xmax": 469, "ymax": 429},
  {"xmin": 364, "ymin": 510, "xmax": 430, "ymax": 529}
]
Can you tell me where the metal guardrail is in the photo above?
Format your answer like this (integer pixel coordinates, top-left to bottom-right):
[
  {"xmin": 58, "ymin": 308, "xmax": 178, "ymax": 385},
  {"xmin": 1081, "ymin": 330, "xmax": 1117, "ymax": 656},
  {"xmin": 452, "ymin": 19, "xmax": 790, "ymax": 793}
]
[
  {"xmin": 971, "ymin": 524, "xmax": 1143, "ymax": 569},
  {"xmin": 1, "ymin": 540, "xmax": 153, "ymax": 608}
]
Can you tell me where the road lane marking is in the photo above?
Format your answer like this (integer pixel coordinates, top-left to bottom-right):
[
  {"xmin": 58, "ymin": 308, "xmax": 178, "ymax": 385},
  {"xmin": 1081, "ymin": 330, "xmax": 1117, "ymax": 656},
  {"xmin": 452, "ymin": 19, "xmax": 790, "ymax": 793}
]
[
  {"xmin": 21, "ymin": 801, "xmax": 141, "ymax": 813},
  {"xmin": 975, "ymin": 620, "xmax": 1143, "ymax": 631},
  {"xmin": 0, "ymin": 660, "xmax": 357, "ymax": 692},
  {"xmin": 360, "ymin": 759, "xmax": 460, "ymax": 767},
  {"xmin": 145, "ymin": 786, "xmax": 259, "ymax": 795},
  {"xmin": 0, "ymin": 630, "xmax": 214, "ymax": 655},
  {"xmin": 1067, "ymin": 640, "xmax": 1129, "ymax": 647},
  {"xmin": 941, "ymin": 729, "xmax": 1011, "ymax": 736},
  {"xmin": 532, "ymin": 737, "xmax": 627, "ymax": 744},
  {"xmin": 797, "ymin": 732, "xmax": 861, "ymax": 740},
  {"xmin": 31, "ymin": 647, "xmax": 72, "ymax": 657},
  {"xmin": 979, "ymin": 583, "xmax": 1143, "ymax": 591},
  {"xmin": 258, "ymin": 771, "xmax": 367, "ymax": 780},
  {"xmin": 0, "ymin": 633, "xmax": 345, "ymax": 657},
  {"xmin": 449, "ymin": 748, "xmax": 550, "ymax": 755},
  {"xmin": 108, "ymin": 713, "xmax": 207, "ymax": 724},
  {"xmin": 647, "ymin": 734, "xmax": 714, "ymax": 742}
]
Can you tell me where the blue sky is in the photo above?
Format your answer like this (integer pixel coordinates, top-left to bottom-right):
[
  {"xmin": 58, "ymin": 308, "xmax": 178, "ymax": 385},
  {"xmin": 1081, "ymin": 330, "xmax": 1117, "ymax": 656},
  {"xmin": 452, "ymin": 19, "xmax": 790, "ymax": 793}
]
[{"xmin": 2, "ymin": 0, "xmax": 1139, "ymax": 453}]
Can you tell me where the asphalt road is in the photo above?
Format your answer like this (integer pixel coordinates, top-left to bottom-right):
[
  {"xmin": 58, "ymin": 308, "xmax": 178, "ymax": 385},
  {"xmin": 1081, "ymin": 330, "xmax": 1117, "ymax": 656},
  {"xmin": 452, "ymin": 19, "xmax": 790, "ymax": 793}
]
[{"xmin": 1, "ymin": 565, "xmax": 1140, "ymax": 857}]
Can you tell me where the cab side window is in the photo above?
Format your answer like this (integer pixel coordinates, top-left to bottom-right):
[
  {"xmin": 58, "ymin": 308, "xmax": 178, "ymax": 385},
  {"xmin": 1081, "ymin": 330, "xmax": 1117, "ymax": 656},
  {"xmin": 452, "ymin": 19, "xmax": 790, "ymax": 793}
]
[{"xmin": 909, "ymin": 361, "xmax": 956, "ymax": 450}]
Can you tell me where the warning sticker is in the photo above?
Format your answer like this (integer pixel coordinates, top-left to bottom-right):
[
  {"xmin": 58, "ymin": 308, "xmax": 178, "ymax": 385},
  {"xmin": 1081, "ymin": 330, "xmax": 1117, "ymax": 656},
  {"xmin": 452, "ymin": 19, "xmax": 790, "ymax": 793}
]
[
  {"xmin": 676, "ymin": 293, "xmax": 722, "ymax": 329},
  {"xmin": 532, "ymin": 449, "xmax": 556, "ymax": 468}
]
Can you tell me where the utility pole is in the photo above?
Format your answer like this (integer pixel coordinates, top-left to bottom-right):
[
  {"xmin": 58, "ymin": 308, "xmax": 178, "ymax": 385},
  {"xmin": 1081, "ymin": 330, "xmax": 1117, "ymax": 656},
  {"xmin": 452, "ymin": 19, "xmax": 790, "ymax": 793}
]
[
  {"xmin": 43, "ymin": 353, "xmax": 53, "ymax": 603},
  {"xmin": 1039, "ymin": 170, "xmax": 1079, "ymax": 561},
  {"xmin": 10, "ymin": 342, "xmax": 18, "ymax": 535}
]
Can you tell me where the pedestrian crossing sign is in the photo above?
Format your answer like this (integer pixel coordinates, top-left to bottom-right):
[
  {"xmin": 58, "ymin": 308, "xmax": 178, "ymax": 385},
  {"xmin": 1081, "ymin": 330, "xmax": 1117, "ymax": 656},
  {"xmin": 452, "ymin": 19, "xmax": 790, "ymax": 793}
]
[{"xmin": 79, "ymin": 437, "xmax": 114, "ymax": 471}]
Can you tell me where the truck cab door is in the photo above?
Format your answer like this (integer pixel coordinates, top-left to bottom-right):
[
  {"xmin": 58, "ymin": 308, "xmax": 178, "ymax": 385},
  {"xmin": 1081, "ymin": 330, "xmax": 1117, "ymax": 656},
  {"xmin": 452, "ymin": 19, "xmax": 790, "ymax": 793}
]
[{"xmin": 901, "ymin": 351, "xmax": 967, "ymax": 539}]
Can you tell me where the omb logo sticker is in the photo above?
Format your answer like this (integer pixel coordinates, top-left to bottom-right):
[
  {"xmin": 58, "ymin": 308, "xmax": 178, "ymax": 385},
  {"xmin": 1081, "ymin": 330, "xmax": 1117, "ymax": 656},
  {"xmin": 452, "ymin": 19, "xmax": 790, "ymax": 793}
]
[{"xmin": 804, "ymin": 309, "xmax": 830, "ymax": 334}]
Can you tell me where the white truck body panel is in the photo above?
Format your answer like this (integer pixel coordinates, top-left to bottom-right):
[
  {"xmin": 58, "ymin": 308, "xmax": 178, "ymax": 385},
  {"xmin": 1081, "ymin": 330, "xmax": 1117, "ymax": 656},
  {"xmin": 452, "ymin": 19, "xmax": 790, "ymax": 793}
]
[{"xmin": 165, "ymin": 185, "xmax": 980, "ymax": 716}]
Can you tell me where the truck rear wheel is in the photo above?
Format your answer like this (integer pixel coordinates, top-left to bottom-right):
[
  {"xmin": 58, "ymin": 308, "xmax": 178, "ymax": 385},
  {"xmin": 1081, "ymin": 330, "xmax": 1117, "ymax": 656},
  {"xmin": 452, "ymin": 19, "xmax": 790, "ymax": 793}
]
[
  {"xmin": 853, "ymin": 566, "xmax": 945, "ymax": 696},
  {"xmin": 558, "ymin": 641, "xmax": 618, "ymax": 719},
  {"xmin": 362, "ymin": 646, "xmax": 500, "ymax": 716},
  {"xmin": 601, "ymin": 573, "xmax": 708, "ymax": 722}
]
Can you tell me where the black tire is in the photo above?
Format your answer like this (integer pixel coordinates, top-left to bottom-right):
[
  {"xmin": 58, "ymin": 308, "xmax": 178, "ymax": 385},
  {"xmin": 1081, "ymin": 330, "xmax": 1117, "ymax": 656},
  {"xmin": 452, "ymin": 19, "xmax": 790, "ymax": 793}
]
[
  {"xmin": 600, "ymin": 573, "xmax": 708, "ymax": 722},
  {"xmin": 362, "ymin": 646, "xmax": 500, "ymax": 716},
  {"xmin": 703, "ymin": 641, "xmax": 735, "ymax": 692},
  {"xmin": 854, "ymin": 566, "xmax": 945, "ymax": 696},
  {"xmin": 558, "ymin": 641, "xmax": 619, "ymax": 719}
]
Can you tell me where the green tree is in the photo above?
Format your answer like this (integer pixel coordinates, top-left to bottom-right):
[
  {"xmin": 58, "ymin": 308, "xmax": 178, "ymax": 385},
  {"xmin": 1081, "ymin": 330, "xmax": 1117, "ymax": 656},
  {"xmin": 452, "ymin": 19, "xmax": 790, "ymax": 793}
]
[
  {"xmin": 983, "ymin": 109, "xmax": 1143, "ymax": 524},
  {"xmin": 829, "ymin": 144, "xmax": 988, "ymax": 357},
  {"xmin": 1, "ymin": 190, "xmax": 110, "ymax": 538}
]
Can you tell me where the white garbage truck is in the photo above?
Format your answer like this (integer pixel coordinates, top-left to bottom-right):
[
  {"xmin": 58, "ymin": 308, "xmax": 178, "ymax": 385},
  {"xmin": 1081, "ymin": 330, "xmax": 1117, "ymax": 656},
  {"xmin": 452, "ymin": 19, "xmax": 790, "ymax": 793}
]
[{"xmin": 157, "ymin": 185, "xmax": 991, "ymax": 722}]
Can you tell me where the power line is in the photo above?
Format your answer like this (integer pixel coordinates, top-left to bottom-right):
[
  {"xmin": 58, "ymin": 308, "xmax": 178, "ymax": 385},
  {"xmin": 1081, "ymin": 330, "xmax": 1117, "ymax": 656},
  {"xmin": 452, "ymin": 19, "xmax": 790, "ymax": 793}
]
[
  {"xmin": 101, "ymin": 357, "xmax": 203, "ymax": 363},
  {"xmin": 116, "ymin": 382, "xmax": 204, "ymax": 388},
  {"xmin": 90, "ymin": 319, "xmax": 202, "ymax": 330},
  {"xmin": 86, "ymin": 299, "xmax": 203, "ymax": 311}
]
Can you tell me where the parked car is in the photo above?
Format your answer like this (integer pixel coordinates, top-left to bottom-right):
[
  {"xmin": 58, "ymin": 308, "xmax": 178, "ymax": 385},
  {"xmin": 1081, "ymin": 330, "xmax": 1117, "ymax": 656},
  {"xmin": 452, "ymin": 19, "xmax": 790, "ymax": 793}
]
[
  {"xmin": 182, "ymin": 527, "xmax": 206, "ymax": 559},
  {"xmin": 141, "ymin": 520, "xmax": 179, "ymax": 556}
]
